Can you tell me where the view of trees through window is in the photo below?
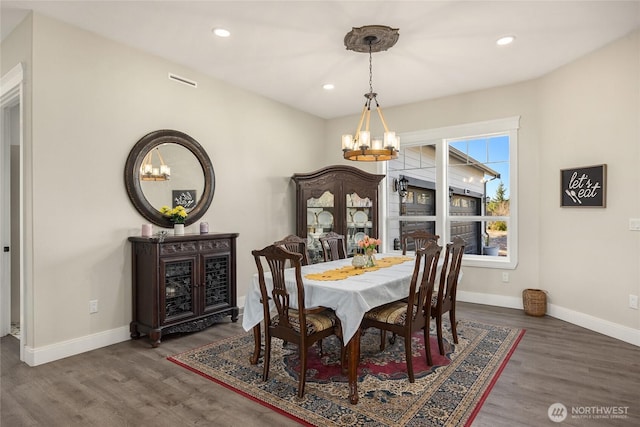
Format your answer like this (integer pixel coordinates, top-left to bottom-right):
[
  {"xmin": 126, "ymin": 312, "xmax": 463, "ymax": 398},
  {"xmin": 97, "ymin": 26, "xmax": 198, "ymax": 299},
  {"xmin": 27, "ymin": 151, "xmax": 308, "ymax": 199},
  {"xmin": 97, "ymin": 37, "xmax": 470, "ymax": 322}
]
[
  {"xmin": 488, "ymin": 181, "xmax": 509, "ymax": 231},
  {"xmin": 449, "ymin": 135, "xmax": 510, "ymax": 257}
]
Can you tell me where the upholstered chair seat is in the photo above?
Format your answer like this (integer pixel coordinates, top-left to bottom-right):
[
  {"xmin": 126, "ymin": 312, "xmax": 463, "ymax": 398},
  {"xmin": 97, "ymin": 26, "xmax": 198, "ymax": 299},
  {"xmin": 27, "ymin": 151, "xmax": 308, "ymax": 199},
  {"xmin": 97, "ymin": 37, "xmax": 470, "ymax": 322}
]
[
  {"xmin": 364, "ymin": 302, "xmax": 418, "ymax": 326},
  {"xmin": 272, "ymin": 309, "xmax": 339, "ymax": 335}
]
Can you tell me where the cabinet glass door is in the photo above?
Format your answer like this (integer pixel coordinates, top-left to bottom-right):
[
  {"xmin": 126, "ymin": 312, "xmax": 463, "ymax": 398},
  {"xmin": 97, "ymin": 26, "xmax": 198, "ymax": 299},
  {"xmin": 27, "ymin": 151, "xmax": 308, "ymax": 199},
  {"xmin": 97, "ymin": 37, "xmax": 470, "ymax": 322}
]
[
  {"xmin": 162, "ymin": 258, "xmax": 196, "ymax": 322},
  {"xmin": 202, "ymin": 254, "xmax": 231, "ymax": 313},
  {"xmin": 346, "ymin": 192, "xmax": 374, "ymax": 256},
  {"xmin": 307, "ymin": 190, "xmax": 334, "ymax": 264}
]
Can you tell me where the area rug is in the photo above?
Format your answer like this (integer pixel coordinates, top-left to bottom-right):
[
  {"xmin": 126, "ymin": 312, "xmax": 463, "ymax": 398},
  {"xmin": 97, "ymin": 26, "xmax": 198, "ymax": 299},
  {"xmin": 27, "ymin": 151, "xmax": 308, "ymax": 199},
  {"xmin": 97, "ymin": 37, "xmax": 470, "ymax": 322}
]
[{"xmin": 168, "ymin": 320, "xmax": 524, "ymax": 426}]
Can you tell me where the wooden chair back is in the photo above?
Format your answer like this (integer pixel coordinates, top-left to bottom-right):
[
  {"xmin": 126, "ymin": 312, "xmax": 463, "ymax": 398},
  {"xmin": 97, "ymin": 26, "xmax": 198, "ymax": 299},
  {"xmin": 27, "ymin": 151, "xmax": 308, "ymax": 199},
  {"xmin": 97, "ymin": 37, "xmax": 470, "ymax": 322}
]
[
  {"xmin": 435, "ymin": 236, "xmax": 465, "ymax": 314},
  {"xmin": 428, "ymin": 236, "xmax": 466, "ymax": 356},
  {"xmin": 402, "ymin": 230, "xmax": 440, "ymax": 255},
  {"xmin": 407, "ymin": 242, "xmax": 443, "ymax": 329},
  {"xmin": 274, "ymin": 234, "xmax": 310, "ymax": 266},
  {"xmin": 319, "ymin": 232, "xmax": 347, "ymax": 261}
]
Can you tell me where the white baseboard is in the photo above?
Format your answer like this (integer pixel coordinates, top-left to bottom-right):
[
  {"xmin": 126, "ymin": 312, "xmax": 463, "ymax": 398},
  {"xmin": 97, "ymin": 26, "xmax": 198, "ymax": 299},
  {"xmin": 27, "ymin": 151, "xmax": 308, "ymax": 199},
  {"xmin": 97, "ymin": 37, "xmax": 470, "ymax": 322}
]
[
  {"xmin": 457, "ymin": 291, "xmax": 640, "ymax": 347},
  {"xmin": 457, "ymin": 290, "xmax": 523, "ymax": 310},
  {"xmin": 22, "ymin": 292, "xmax": 638, "ymax": 366},
  {"xmin": 23, "ymin": 326, "xmax": 130, "ymax": 366},
  {"xmin": 547, "ymin": 304, "xmax": 640, "ymax": 347},
  {"xmin": 24, "ymin": 299, "xmax": 250, "ymax": 366}
]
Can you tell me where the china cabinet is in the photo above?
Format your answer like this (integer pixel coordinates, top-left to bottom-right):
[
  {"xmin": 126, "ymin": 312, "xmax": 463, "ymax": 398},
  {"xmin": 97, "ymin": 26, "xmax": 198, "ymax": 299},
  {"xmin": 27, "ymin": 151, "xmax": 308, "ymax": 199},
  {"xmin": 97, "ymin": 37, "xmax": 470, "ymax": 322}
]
[
  {"xmin": 128, "ymin": 232, "xmax": 239, "ymax": 347},
  {"xmin": 292, "ymin": 165, "xmax": 385, "ymax": 263}
]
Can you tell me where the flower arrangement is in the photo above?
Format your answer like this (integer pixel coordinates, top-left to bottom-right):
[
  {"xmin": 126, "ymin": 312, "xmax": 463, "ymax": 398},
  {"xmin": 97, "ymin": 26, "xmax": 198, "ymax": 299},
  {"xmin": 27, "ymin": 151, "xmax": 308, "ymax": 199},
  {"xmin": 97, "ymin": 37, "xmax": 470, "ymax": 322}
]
[
  {"xmin": 357, "ymin": 235, "xmax": 381, "ymax": 253},
  {"xmin": 160, "ymin": 205, "xmax": 188, "ymax": 224}
]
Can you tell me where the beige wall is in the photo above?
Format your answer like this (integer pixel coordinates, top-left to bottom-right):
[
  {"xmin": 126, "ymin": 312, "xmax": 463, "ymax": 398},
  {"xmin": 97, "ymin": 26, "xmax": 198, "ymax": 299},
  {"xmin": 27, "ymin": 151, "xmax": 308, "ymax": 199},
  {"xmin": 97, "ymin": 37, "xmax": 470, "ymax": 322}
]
[
  {"xmin": 2, "ymin": 12, "xmax": 638, "ymax": 363},
  {"xmin": 537, "ymin": 31, "xmax": 640, "ymax": 328},
  {"xmin": 326, "ymin": 31, "xmax": 640, "ymax": 336},
  {"xmin": 3, "ymin": 13, "xmax": 327, "ymax": 354}
]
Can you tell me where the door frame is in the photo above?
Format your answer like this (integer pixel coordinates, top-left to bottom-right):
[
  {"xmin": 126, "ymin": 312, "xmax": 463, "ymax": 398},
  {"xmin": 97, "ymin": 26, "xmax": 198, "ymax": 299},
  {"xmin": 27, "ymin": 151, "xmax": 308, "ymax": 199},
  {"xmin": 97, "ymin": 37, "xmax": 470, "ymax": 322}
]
[{"xmin": 1, "ymin": 63, "xmax": 25, "ymax": 361}]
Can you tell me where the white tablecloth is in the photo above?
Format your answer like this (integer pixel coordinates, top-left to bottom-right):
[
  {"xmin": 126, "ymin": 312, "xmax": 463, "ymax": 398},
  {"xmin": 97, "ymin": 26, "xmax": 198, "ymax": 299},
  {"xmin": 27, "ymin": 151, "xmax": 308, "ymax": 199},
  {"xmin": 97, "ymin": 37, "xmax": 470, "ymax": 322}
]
[{"xmin": 242, "ymin": 254, "xmax": 418, "ymax": 344}]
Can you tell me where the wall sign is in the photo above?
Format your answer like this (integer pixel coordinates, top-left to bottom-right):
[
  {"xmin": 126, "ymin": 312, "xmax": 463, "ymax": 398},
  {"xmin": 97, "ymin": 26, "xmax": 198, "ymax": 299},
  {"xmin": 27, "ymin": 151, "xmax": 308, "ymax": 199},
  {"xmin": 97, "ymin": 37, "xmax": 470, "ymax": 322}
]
[
  {"xmin": 173, "ymin": 190, "xmax": 197, "ymax": 209},
  {"xmin": 560, "ymin": 164, "xmax": 606, "ymax": 207}
]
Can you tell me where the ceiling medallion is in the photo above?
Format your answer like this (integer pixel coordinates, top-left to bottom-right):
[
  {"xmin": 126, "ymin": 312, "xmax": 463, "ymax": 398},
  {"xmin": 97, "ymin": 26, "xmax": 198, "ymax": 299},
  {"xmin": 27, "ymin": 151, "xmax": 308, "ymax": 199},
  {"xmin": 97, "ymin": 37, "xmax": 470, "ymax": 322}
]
[{"xmin": 344, "ymin": 25, "xmax": 399, "ymax": 53}]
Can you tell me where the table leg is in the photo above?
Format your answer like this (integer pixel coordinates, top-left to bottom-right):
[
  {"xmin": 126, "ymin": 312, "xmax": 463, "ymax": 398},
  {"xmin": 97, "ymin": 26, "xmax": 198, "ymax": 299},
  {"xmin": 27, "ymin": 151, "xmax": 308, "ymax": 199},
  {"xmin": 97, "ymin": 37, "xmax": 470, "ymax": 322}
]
[
  {"xmin": 250, "ymin": 324, "xmax": 261, "ymax": 365},
  {"xmin": 347, "ymin": 328, "xmax": 360, "ymax": 404}
]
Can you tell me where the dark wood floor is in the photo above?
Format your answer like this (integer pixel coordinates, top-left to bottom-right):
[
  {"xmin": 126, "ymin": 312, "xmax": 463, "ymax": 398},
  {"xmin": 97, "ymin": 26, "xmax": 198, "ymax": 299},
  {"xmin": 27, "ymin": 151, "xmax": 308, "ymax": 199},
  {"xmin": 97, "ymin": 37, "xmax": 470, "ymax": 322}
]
[{"xmin": 2, "ymin": 302, "xmax": 638, "ymax": 426}]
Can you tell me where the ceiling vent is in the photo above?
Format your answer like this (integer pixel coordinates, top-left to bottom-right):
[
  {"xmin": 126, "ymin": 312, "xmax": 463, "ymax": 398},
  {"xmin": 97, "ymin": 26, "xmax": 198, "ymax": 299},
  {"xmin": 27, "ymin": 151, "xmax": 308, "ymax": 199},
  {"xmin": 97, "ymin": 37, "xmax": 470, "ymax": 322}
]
[{"xmin": 168, "ymin": 73, "xmax": 197, "ymax": 88}]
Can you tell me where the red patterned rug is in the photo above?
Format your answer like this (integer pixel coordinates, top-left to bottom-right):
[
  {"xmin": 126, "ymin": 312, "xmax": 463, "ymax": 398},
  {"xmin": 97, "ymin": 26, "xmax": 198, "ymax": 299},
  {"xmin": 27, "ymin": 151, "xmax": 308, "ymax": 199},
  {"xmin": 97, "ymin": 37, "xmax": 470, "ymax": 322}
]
[{"xmin": 168, "ymin": 320, "xmax": 524, "ymax": 426}]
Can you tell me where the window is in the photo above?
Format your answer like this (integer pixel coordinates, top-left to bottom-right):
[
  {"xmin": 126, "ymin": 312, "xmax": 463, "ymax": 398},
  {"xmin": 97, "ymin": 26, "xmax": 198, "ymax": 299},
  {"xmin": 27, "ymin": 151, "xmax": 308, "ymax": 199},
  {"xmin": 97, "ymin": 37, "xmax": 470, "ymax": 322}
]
[{"xmin": 383, "ymin": 117, "xmax": 519, "ymax": 269}]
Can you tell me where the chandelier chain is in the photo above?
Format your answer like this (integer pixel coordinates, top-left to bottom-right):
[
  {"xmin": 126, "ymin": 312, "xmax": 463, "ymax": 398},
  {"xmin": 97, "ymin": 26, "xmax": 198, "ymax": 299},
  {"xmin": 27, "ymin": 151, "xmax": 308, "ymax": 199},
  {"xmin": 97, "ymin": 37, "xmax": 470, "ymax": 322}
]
[{"xmin": 368, "ymin": 41, "xmax": 373, "ymax": 94}]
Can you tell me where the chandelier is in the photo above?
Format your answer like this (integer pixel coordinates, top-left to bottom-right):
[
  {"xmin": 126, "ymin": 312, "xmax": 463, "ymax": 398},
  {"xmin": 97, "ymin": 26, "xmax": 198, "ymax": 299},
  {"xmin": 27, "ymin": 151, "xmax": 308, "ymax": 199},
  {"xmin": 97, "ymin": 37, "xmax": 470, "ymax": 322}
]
[
  {"xmin": 140, "ymin": 147, "xmax": 171, "ymax": 181},
  {"xmin": 341, "ymin": 25, "xmax": 400, "ymax": 162}
]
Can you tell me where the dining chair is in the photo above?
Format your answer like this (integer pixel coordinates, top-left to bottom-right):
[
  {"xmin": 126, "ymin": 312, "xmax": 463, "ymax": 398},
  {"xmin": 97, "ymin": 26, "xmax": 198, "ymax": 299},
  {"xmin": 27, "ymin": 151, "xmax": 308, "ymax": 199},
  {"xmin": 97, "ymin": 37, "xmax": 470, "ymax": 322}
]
[
  {"xmin": 274, "ymin": 234, "xmax": 310, "ymax": 266},
  {"xmin": 427, "ymin": 236, "xmax": 466, "ymax": 356},
  {"xmin": 377, "ymin": 230, "xmax": 438, "ymax": 349},
  {"xmin": 251, "ymin": 244, "xmax": 343, "ymax": 398},
  {"xmin": 319, "ymin": 232, "xmax": 347, "ymax": 262},
  {"xmin": 402, "ymin": 230, "xmax": 440, "ymax": 255},
  {"xmin": 361, "ymin": 241, "xmax": 442, "ymax": 382}
]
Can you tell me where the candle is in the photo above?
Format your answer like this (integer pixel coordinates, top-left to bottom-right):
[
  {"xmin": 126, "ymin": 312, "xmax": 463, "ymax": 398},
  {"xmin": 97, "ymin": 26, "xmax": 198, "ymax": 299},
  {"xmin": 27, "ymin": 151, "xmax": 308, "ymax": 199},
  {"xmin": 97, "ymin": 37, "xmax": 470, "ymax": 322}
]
[
  {"xmin": 359, "ymin": 130, "xmax": 371, "ymax": 148},
  {"xmin": 200, "ymin": 222, "xmax": 209, "ymax": 234},
  {"xmin": 141, "ymin": 224, "xmax": 153, "ymax": 237},
  {"xmin": 342, "ymin": 134, "xmax": 353, "ymax": 150}
]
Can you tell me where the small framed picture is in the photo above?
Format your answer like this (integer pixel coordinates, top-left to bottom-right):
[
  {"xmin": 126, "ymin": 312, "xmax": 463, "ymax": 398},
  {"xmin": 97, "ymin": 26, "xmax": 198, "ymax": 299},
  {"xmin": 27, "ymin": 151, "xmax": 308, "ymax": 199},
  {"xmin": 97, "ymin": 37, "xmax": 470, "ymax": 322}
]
[
  {"xmin": 173, "ymin": 190, "xmax": 197, "ymax": 209},
  {"xmin": 560, "ymin": 164, "xmax": 606, "ymax": 208}
]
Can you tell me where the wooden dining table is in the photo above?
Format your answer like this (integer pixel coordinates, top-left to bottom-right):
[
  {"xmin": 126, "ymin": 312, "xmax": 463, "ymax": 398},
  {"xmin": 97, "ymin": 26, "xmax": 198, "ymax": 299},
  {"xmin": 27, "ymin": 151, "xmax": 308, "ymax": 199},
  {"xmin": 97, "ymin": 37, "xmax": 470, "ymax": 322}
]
[{"xmin": 242, "ymin": 253, "xmax": 419, "ymax": 404}]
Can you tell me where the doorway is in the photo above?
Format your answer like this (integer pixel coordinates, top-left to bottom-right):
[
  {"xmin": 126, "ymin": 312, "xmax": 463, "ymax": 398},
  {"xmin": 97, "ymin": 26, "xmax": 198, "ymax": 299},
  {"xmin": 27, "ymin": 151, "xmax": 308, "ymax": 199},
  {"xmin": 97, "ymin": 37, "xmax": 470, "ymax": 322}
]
[{"xmin": 1, "ymin": 63, "xmax": 25, "ymax": 361}]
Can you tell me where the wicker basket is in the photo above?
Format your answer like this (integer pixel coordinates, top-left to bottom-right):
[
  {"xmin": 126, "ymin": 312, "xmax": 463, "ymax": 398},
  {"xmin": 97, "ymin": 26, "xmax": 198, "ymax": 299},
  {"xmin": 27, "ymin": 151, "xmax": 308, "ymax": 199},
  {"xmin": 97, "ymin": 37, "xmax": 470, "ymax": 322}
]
[{"xmin": 522, "ymin": 289, "xmax": 547, "ymax": 317}]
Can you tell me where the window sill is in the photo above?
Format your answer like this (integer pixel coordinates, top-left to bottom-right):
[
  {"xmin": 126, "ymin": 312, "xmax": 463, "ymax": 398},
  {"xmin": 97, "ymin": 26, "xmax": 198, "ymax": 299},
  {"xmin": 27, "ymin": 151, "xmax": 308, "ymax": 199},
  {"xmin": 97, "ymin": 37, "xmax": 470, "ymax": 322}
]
[{"xmin": 462, "ymin": 255, "xmax": 517, "ymax": 270}]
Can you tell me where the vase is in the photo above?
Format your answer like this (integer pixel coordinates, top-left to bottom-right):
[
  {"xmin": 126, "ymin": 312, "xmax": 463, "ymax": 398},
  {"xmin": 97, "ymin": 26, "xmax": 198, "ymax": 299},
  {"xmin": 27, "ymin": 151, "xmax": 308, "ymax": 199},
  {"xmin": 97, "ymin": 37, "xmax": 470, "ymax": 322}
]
[
  {"xmin": 174, "ymin": 223, "xmax": 185, "ymax": 235},
  {"xmin": 483, "ymin": 245, "xmax": 499, "ymax": 256},
  {"xmin": 364, "ymin": 249, "xmax": 376, "ymax": 267},
  {"xmin": 352, "ymin": 254, "xmax": 366, "ymax": 269}
]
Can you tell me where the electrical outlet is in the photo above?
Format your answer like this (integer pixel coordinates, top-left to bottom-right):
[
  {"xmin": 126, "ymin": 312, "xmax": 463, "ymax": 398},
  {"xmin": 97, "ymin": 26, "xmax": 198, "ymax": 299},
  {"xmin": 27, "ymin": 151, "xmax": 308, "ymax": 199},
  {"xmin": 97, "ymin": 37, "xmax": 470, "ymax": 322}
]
[
  {"xmin": 501, "ymin": 272, "xmax": 509, "ymax": 283},
  {"xmin": 89, "ymin": 299, "xmax": 98, "ymax": 314},
  {"xmin": 629, "ymin": 295, "xmax": 639, "ymax": 310}
]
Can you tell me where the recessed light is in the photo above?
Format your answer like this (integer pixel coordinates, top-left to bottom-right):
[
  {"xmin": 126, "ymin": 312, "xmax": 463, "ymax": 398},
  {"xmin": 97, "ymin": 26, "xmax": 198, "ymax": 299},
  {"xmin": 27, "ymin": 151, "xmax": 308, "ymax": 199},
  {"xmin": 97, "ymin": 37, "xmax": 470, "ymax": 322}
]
[
  {"xmin": 322, "ymin": 83, "xmax": 335, "ymax": 90},
  {"xmin": 213, "ymin": 28, "xmax": 231, "ymax": 38},
  {"xmin": 496, "ymin": 35, "xmax": 515, "ymax": 46}
]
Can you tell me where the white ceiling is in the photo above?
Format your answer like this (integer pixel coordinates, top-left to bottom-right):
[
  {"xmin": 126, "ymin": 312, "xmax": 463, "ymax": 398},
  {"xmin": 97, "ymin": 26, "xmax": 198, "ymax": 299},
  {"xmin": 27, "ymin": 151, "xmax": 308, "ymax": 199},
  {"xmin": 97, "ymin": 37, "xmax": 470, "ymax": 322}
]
[{"xmin": 2, "ymin": 1, "xmax": 639, "ymax": 119}]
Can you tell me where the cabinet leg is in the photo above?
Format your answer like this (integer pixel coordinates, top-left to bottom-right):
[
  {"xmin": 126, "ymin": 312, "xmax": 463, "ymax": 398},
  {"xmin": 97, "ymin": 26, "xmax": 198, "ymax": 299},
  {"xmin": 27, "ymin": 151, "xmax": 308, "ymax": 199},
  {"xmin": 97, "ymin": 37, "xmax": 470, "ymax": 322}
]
[
  {"xmin": 250, "ymin": 324, "xmax": 261, "ymax": 365},
  {"xmin": 130, "ymin": 322, "xmax": 140, "ymax": 339},
  {"xmin": 231, "ymin": 307, "xmax": 239, "ymax": 322},
  {"xmin": 149, "ymin": 329, "xmax": 161, "ymax": 348}
]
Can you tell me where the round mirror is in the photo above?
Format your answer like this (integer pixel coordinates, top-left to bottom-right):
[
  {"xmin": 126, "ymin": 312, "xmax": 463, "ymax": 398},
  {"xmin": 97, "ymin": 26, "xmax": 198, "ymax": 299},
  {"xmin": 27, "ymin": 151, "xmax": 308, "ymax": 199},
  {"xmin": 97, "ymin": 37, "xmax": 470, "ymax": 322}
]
[{"xmin": 124, "ymin": 130, "xmax": 215, "ymax": 228}]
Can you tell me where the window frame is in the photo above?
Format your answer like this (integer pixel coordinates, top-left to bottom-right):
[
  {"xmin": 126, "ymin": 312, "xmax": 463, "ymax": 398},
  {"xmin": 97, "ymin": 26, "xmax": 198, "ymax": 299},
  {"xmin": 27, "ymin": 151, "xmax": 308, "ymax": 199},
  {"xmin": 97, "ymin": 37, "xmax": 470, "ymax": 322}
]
[{"xmin": 381, "ymin": 116, "xmax": 520, "ymax": 269}]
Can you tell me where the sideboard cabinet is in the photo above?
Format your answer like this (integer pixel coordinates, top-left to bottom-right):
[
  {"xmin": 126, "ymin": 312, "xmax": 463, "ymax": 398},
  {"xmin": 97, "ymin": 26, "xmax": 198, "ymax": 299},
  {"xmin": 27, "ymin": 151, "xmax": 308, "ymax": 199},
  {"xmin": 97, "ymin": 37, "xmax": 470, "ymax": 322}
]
[
  {"xmin": 128, "ymin": 232, "xmax": 239, "ymax": 347},
  {"xmin": 292, "ymin": 165, "xmax": 385, "ymax": 263}
]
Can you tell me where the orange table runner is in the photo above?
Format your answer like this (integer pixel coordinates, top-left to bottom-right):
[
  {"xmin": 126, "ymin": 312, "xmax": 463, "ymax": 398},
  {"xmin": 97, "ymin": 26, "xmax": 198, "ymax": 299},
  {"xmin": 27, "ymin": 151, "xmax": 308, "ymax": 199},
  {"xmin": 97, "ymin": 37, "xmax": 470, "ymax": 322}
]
[{"xmin": 305, "ymin": 256, "xmax": 414, "ymax": 281}]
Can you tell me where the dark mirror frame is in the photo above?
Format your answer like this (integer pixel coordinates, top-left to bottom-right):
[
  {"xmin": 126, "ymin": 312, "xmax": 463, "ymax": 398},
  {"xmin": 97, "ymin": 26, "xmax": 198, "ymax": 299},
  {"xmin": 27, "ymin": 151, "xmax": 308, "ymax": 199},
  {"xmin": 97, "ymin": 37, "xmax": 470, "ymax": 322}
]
[{"xmin": 124, "ymin": 129, "xmax": 215, "ymax": 228}]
